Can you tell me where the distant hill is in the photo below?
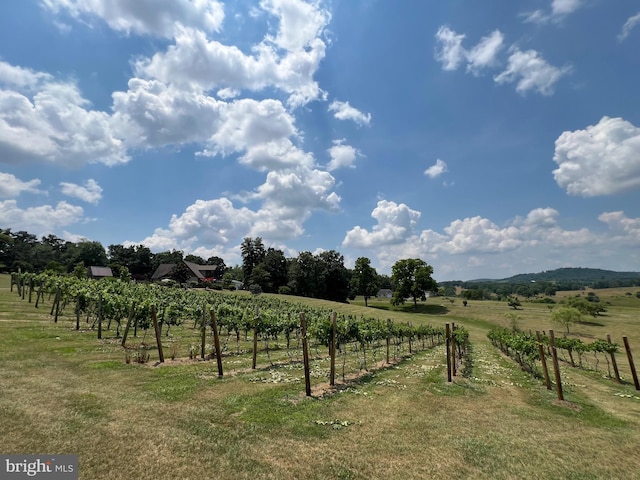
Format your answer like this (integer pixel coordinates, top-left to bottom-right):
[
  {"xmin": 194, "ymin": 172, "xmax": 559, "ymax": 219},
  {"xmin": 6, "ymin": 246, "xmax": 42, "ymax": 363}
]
[
  {"xmin": 480, "ymin": 267, "xmax": 640, "ymax": 284},
  {"xmin": 440, "ymin": 267, "xmax": 640, "ymax": 295}
]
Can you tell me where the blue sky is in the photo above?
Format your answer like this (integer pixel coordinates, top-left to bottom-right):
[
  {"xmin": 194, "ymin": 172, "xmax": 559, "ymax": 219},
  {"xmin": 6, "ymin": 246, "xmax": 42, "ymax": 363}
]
[{"xmin": 1, "ymin": 0, "xmax": 639, "ymax": 281}]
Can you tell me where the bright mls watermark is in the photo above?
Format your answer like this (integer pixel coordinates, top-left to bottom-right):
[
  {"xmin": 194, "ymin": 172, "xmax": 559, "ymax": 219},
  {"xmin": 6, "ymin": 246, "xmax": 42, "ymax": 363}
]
[{"xmin": 1, "ymin": 455, "xmax": 78, "ymax": 479}]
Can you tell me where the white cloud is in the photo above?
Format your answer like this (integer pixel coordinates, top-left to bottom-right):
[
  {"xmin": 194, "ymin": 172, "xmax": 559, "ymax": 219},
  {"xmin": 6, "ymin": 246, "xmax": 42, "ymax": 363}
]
[
  {"xmin": 424, "ymin": 159, "xmax": 448, "ymax": 179},
  {"xmin": 0, "ymin": 61, "xmax": 52, "ymax": 89},
  {"xmin": 523, "ymin": 0, "xmax": 583, "ymax": 24},
  {"xmin": 343, "ymin": 200, "xmax": 421, "ymax": 248},
  {"xmin": 435, "ymin": 27, "xmax": 503, "ymax": 75},
  {"xmin": 0, "ymin": 200, "xmax": 84, "ymax": 234},
  {"xmin": 0, "ymin": 172, "xmax": 43, "ymax": 197},
  {"xmin": 135, "ymin": 165, "xmax": 341, "ymax": 251},
  {"xmin": 553, "ymin": 116, "xmax": 640, "ymax": 196},
  {"xmin": 599, "ymin": 211, "xmax": 640, "ymax": 242},
  {"xmin": 466, "ymin": 30, "xmax": 504, "ymax": 74},
  {"xmin": 0, "ymin": 68, "xmax": 128, "ymax": 166},
  {"xmin": 260, "ymin": 0, "xmax": 331, "ymax": 51},
  {"xmin": 135, "ymin": 23, "xmax": 327, "ymax": 108},
  {"xmin": 494, "ymin": 49, "xmax": 570, "ymax": 95},
  {"xmin": 328, "ymin": 100, "xmax": 371, "ymax": 126},
  {"xmin": 619, "ymin": 12, "xmax": 640, "ymax": 41},
  {"xmin": 60, "ymin": 179, "xmax": 103, "ymax": 205},
  {"xmin": 434, "ymin": 26, "xmax": 467, "ymax": 71},
  {"xmin": 327, "ymin": 140, "xmax": 360, "ymax": 171},
  {"xmin": 42, "ymin": 0, "xmax": 225, "ymax": 38}
]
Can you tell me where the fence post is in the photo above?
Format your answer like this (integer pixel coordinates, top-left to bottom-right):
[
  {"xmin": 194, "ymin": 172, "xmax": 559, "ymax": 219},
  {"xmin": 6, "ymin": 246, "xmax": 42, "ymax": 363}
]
[
  {"xmin": 536, "ymin": 331, "xmax": 552, "ymax": 390},
  {"xmin": 300, "ymin": 313, "xmax": 311, "ymax": 396},
  {"xmin": 152, "ymin": 305, "xmax": 164, "ymax": 363},
  {"xmin": 445, "ymin": 323, "xmax": 452, "ymax": 382},
  {"xmin": 210, "ymin": 309, "xmax": 223, "ymax": 378},
  {"xmin": 607, "ymin": 334, "xmax": 621, "ymax": 383},
  {"xmin": 330, "ymin": 312, "xmax": 336, "ymax": 386},
  {"xmin": 549, "ymin": 330, "xmax": 564, "ymax": 401},
  {"xmin": 623, "ymin": 337, "xmax": 640, "ymax": 390},
  {"xmin": 252, "ymin": 306, "xmax": 259, "ymax": 369}
]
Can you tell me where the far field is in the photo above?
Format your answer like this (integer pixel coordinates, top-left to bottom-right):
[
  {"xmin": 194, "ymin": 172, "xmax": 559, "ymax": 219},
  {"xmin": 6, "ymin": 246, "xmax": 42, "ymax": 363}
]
[{"xmin": 1, "ymin": 274, "xmax": 640, "ymax": 479}]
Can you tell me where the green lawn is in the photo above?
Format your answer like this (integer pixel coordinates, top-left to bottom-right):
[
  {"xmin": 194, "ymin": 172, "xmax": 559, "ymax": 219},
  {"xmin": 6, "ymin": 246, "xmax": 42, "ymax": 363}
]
[{"xmin": 2, "ymin": 274, "xmax": 640, "ymax": 479}]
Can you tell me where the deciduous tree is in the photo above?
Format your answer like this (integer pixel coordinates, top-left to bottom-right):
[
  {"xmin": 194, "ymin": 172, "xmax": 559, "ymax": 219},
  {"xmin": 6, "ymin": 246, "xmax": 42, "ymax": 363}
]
[{"xmin": 391, "ymin": 258, "xmax": 437, "ymax": 308}]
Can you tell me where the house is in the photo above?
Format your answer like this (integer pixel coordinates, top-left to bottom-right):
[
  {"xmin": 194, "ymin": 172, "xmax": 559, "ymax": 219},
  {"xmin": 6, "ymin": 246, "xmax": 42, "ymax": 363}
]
[
  {"xmin": 376, "ymin": 288, "xmax": 393, "ymax": 298},
  {"xmin": 87, "ymin": 266, "xmax": 113, "ymax": 279},
  {"xmin": 151, "ymin": 261, "xmax": 217, "ymax": 283}
]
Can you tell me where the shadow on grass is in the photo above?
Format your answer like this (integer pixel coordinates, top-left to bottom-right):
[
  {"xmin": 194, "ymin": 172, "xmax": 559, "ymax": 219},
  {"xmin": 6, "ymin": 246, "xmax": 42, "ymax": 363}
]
[
  {"xmin": 578, "ymin": 320, "xmax": 606, "ymax": 327},
  {"xmin": 368, "ymin": 303, "xmax": 449, "ymax": 315}
]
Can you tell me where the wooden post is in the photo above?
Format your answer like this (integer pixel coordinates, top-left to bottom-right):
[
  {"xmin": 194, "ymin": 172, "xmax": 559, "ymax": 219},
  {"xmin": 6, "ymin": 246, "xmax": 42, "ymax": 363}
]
[
  {"xmin": 330, "ymin": 312, "xmax": 337, "ymax": 386},
  {"xmin": 300, "ymin": 313, "xmax": 311, "ymax": 397},
  {"xmin": 28, "ymin": 279, "xmax": 33, "ymax": 303},
  {"xmin": 451, "ymin": 322, "xmax": 457, "ymax": 377},
  {"xmin": 536, "ymin": 331, "xmax": 552, "ymax": 390},
  {"xmin": 445, "ymin": 323, "xmax": 452, "ymax": 382},
  {"xmin": 97, "ymin": 295, "xmax": 103, "ymax": 339},
  {"xmin": 152, "ymin": 305, "xmax": 164, "ymax": 363},
  {"xmin": 75, "ymin": 296, "xmax": 81, "ymax": 331},
  {"xmin": 21, "ymin": 277, "xmax": 26, "ymax": 300},
  {"xmin": 252, "ymin": 306, "xmax": 259, "ymax": 370},
  {"xmin": 623, "ymin": 336, "xmax": 640, "ymax": 390},
  {"xmin": 35, "ymin": 283, "xmax": 42, "ymax": 308},
  {"xmin": 121, "ymin": 302, "xmax": 135, "ymax": 346},
  {"xmin": 606, "ymin": 334, "xmax": 621, "ymax": 383},
  {"xmin": 200, "ymin": 305, "xmax": 207, "ymax": 360},
  {"xmin": 53, "ymin": 287, "xmax": 62, "ymax": 323},
  {"xmin": 548, "ymin": 330, "xmax": 564, "ymax": 401},
  {"xmin": 210, "ymin": 310, "xmax": 223, "ymax": 378},
  {"xmin": 386, "ymin": 319, "xmax": 391, "ymax": 364}
]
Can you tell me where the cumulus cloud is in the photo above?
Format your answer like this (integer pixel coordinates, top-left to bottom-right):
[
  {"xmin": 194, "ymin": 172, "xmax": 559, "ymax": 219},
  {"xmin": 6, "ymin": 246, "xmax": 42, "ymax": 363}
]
[
  {"xmin": 0, "ymin": 67, "xmax": 128, "ymax": 166},
  {"xmin": 0, "ymin": 172, "xmax": 43, "ymax": 197},
  {"xmin": 135, "ymin": 165, "xmax": 341, "ymax": 251},
  {"xmin": 435, "ymin": 27, "xmax": 568, "ymax": 95},
  {"xmin": 619, "ymin": 12, "xmax": 640, "ymax": 41},
  {"xmin": 260, "ymin": 0, "xmax": 331, "ymax": 51},
  {"xmin": 552, "ymin": 116, "xmax": 640, "ymax": 196},
  {"xmin": 328, "ymin": 100, "xmax": 371, "ymax": 126},
  {"xmin": 0, "ymin": 61, "xmax": 52, "ymax": 89},
  {"xmin": 599, "ymin": 211, "xmax": 640, "ymax": 242},
  {"xmin": 327, "ymin": 140, "xmax": 360, "ymax": 171},
  {"xmin": 435, "ymin": 27, "xmax": 504, "ymax": 75},
  {"xmin": 41, "ymin": 0, "xmax": 225, "ymax": 38},
  {"xmin": 343, "ymin": 200, "xmax": 421, "ymax": 248},
  {"xmin": 465, "ymin": 30, "xmax": 505, "ymax": 74},
  {"xmin": 60, "ymin": 179, "xmax": 103, "ymax": 205},
  {"xmin": 434, "ymin": 26, "xmax": 467, "ymax": 71},
  {"xmin": 424, "ymin": 159, "xmax": 448, "ymax": 179},
  {"xmin": 0, "ymin": 200, "xmax": 84, "ymax": 234},
  {"xmin": 135, "ymin": 23, "xmax": 326, "ymax": 108},
  {"xmin": 523, "ymin": 0, "xmax": 583, "ymax": 24},
  {"xmin": 494, "ymin": 49, "xmax": 570, "ymax": 95}
]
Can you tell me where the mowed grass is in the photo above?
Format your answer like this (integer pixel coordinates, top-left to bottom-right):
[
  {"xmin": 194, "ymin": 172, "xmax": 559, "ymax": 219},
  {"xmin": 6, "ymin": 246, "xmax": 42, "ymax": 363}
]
[{"xmin": 1, "ymin": 275, "xmax": 640, "ymax": 479}]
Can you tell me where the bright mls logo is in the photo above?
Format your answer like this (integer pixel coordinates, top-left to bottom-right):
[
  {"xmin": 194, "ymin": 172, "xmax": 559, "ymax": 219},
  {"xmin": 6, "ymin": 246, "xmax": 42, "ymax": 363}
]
[{"xmin": 1, "ymin": 455, "xmax": 78, "ymax": 479}]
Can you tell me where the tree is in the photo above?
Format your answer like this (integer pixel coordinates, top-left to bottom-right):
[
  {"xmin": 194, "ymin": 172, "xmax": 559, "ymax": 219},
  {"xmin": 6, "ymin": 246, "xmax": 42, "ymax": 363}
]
[
  {"xmin": 390, "ymin": 258, "xmax": 438, "ymax": 308},
  {"xmin": 507, "ymin": 297, "xmax": 522, "ymax": 309},
  {"xmin": 351, "ymin": 257, "xmax": 379, "ymax": 306},
  {"xmin": 206, "ymin": 256, "xmax": 228, "ymax": 277},
  {"xmin": 241, "ymin": 237, "xmax": 265, "ymax": 284},
  {"xmin": 552, "ymin": 306, "xmax": 582, "ymax": 334},
  {"xmin": 169, "ymin": 262, "xmax": 192, "ymax": 284},
  {"xmin": 262, "ymin": 248, "xmax": 288, "ymax": 292},
  {"xmin": 184, "ymin": 254, "xmax": 206, "ymax": 265},
  {"xmin": 317, "ymin": 250, "xmax": 351, "ymax": 302},
  {"xmin": 151, "ymin": 250, "xmax": 184, "ymax": 272}
]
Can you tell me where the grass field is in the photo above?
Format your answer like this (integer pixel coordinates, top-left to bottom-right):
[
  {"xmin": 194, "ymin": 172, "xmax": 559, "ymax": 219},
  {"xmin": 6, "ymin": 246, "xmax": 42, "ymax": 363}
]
[{"xmin": 1, "ymin": 274, "xmax": 640, "ymax": 479}]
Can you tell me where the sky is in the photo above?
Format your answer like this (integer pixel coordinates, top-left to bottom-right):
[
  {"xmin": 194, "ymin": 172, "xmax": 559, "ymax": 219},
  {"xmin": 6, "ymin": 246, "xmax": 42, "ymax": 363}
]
[{"xmin": 1, "ymin": 0, "xmax": 639, "ymax": 281}]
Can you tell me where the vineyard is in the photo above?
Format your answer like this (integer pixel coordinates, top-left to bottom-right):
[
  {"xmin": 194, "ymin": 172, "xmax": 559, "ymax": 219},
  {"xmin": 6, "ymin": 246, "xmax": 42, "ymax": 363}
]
[
  {"xmin": 2, "ymin": 273, "xmax": 640, "ymax": 479},
  {"xmin": 9, "ymin": 272, "xmax": 469, "ymax": 395}
]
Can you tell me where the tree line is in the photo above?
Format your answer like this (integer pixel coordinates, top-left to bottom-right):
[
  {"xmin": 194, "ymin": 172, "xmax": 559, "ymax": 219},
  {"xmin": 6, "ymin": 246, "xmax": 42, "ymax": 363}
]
[{"xmin": 0, "ymin": 229, "xmax": 439, "ymax": 304}]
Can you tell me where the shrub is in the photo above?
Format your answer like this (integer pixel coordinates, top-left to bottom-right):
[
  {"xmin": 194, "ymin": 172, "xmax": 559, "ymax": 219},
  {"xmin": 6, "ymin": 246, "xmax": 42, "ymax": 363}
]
[{"xmin": 278, "ymin": 285, "xmax": 292, "ymax": 295}]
